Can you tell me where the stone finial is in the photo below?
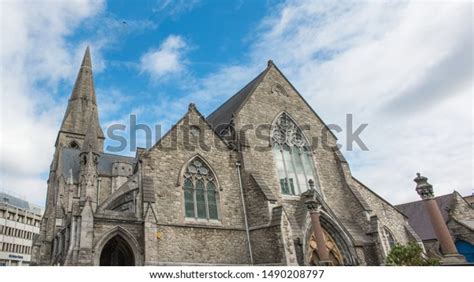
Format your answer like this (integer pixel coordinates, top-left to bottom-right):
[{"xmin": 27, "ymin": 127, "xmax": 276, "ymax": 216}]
[
  {"xmin": 188, "ymin": 103, "xmax": 196, "ymax": 111},
  {"xmin": 414, "ymin": 172, "xmax": 434, "ymax": 200},
  {"xmin": 305, "ymin": 199, "xmax": 321, "ymax": 213},
  {"xmin": 303, "ymin": 186, "xmax": 321, "ymax": 213},
  {"xmin": 267, "ymin": 59, "xmax": 274, "ymax": 68},
  {"xmin": 308, "ymin": 179, "xmax": 315, "ymax": 191}
]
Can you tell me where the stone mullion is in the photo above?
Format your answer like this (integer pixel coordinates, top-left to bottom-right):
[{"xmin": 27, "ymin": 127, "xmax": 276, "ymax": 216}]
[
  {"xmin": 204, "ymin": 179, "xmax": 209, "ymax": 219},
  {"xmin": 297, "ymin": 148, "xmax": 310, "ymax": 193},
  {"xmin": 192, "ymin": 177, "xmax": 198, "ymax": 219},
  {"xmin": 306, "ymin": 151, "xmax": 320, "ymax": 194},
  {"xmin": 288, "ymin": 146, "xmax": 303, "ymax": 194},
  {"xmin": 215, "ymin": 184, "xmax": 221, "ymax": 220},
  {"xmin": 279, "ymin": 146, "xmax": 292, "ymax": 195}
]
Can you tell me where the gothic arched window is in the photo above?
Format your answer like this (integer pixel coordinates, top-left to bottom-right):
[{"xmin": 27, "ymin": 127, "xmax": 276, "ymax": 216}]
[
  {"xmin": 272, "ymin": 113, "xmax": 319, "ymax": 195},
  {"xmin": 384, "ymin": 227, "xmax": 396, "ymax": 249},
  {"xmin": 183, "ymin": 157, "xmax": 219, "ymax": 220}
]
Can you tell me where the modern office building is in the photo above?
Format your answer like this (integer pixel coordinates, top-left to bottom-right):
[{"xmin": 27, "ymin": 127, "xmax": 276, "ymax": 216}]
[{"xmin": 0, "ymin": 192, "xmax": 42, "ymax": 266}]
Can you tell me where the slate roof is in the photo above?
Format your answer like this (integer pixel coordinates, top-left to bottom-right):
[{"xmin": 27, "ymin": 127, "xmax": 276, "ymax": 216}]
[
  {"xmin": 0, "ymin": 192, "xmax": 42, "ymax": 214},
  {"xmin": 250, "ymin": 173, "xmax": 277, "ymax": 202},
  {"xmin": 206, "ymin": 67, "xmax": 268, "ymax": 129},
  {"xmin": 61, "ymin": 148, "xmax": 136, "ymax": 183},
  {"xmin": 0, "ymin": 192, "xmax": 30, "ymax": 210},
  {"xmin": 395, "ymin": 194, "xmax": 454, "ymax": 240}
]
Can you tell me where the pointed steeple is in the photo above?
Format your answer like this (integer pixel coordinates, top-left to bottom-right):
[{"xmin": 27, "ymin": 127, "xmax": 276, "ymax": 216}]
[
  {"xmin": 57, "ymin": 46, "xmax": 104, "ymax": 150},
  {"xmin": 70, "ymin": 46, "xmax": 97, "ymax": 103}
]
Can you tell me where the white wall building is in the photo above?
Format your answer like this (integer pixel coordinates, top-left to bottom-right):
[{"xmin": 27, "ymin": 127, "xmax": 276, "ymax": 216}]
[{"xmin": 0, "ymin": 192, "xmax": 42, "ymax": 266}]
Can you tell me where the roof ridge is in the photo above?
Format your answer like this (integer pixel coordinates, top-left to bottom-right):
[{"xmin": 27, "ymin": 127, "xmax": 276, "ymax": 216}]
[{"xmin": 206, "ymin": 66, "xmax": 269, "ymax": 126}]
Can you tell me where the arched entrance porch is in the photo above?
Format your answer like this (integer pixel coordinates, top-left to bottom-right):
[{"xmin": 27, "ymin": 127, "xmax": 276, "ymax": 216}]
[
  {"xmin": 93, "ymin": 226, "xmax": 142, "ymax": 266},
  {"xmin": 99, "ymin": 235, "xmax": 135, "ymax": 266}
]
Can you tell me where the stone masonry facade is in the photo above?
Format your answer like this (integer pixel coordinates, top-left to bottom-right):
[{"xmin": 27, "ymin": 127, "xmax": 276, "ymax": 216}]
[{"xmin": 32, "ymin": 48, "xmax": 428, "ymax": 266}]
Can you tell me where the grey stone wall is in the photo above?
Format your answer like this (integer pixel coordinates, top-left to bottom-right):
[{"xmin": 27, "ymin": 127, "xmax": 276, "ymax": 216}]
[
  {"xmin": 140, "ymin": 107, "xmax": 250, "ymax": 264},
  {"xmin": 234, "ymin": 65, "xmax": 371, "ymax": 264},
  {"xmin": 250, "ymin": 226, "xmax": 284, "ymax": 265},
  {"xmin": 350, "ymin": 179, "xmax": 411, "ymax": 245},
  {"xmin": 451, "ymin": 192, "xmax": 474, "ymax": 220},
  {"xmin": 243, "ymin": 172, "xmax": 271, "ymax": 228},
  {"xmin": 155, "ymin": 225, "xmax": 249, "ymax": 265}
]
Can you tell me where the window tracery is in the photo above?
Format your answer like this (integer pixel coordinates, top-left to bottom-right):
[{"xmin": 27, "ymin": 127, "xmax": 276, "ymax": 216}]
[
  {"xmin": 183, "ymin": 158, "xmax": 219, "ymax": 220},
  {"xmin": 271, "ymin": 113, "xmax": 318, "ymax": 195}
]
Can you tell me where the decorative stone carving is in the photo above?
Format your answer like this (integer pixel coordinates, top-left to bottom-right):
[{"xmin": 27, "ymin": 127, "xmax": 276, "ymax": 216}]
[
  {"xmin": 190, "ymin": 125, "xmax": 201, "ymax": 137},
  {"xmin": 414, "ymin": 173, "xmax": 434, "ymax": 199},
  {"xmin": 184, "ymin": 159, "xmax": 214, "ymax": 182},
  {"xmin": 307, "ymin": 231, "xmax": 343, "ymax": 266},
  {"xmin": 271, "ymin": 113, "xmax": 306, "ymax": 147},
  {"xmin": 271, "ymin": 83, "xmax": 288, "ymax": 97}
]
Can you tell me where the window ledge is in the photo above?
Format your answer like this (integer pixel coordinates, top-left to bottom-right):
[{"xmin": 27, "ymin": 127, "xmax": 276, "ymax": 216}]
[
  {"xmin": 281, "ymin": 194, "xmax": 302, "ymax": 201},
  {"xmin": 184, "ymin": 218, "xmax": 222, "ymax": 227}
]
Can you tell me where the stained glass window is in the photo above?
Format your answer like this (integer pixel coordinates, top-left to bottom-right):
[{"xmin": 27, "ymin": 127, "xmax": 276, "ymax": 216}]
[
  {"xmin": 183, "ymin": 157, "xmax": 220, "ymax": 220},
  {"xmin": 271, "ymin": 113, "xmax": 319, "ymax": 195},
  {"xmin": 207, "ymin": 182, "xmax": 219, "ymax": 220},
  {"xmin": 184, "ymin": 179, "xmax": 194, "ymax": 217},
  {"xmin": 384, "ymin": 227, "xmax": 396, "ymax": 249}
]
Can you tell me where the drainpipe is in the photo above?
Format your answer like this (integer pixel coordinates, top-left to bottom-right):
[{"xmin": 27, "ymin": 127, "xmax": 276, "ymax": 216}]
[{"xmin": 235, "ymin": 161, "xmax": 254, "ymax": 265}]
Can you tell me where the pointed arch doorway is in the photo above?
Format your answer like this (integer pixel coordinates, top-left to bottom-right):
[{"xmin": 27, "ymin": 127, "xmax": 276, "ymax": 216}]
[{"xmin": 99, "ymin": 236, "xmax": 135, "ymax": 266}]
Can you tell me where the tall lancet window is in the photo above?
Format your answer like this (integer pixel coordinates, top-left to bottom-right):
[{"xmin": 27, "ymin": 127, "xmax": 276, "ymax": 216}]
[
  {"xmin": 272, "ymin": 113, "xmax": 319, "ymax": 195},
  {"xmin": 183, "ymin": 158, "xmax": 219, "ymax": 220}
]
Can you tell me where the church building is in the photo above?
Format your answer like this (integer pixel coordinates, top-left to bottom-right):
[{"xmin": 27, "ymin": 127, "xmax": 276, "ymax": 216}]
[{"xmin": 32, "ymin": 47, "xmax": 424, "ymax": 266}]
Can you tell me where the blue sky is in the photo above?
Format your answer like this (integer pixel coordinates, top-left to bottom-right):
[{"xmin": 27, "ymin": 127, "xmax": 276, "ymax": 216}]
[
  {"xmin": 64, "ymin": 0, "xmax": 279, "ymax": 152},
  {"xmin": 1, "ymin": 1, "xmax": 472, "ymax": 207}
]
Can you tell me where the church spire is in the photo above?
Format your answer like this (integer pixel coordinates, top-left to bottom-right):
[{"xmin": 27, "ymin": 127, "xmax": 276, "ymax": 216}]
[
  {"xmin": 70, "ymin": 46, "xmax": 97, "ymax": 103},
  {"xmin": 57, "ymin": 46, "xmax": 104, "ymax": 150}
]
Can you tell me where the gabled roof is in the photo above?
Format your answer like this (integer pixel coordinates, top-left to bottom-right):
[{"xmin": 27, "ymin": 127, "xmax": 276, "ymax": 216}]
[
  {"xmin": 206, "ymin": 60, "xmax": 338, "ymax": 141},
  {"xmin": 395, "ymin": 193, "xmax": 454, "ymax": 240},
  {"xmin": 145, "ymin": 103, "xmax": 234, "ymax": 156},
  {"xmin": 206, "ymin": 66, "xmax": 269, "ymax": 129}
]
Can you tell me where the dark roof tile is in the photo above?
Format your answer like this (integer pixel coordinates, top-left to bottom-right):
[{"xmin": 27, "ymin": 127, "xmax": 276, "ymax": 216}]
[
  {"xmin": 395, "ymin": 194, "xmax": 454, "ymax": 240},
  {"xmin": 207, "ymin": 68, "xmax": 268, "ymax": 128},
  {"xmin": 61, "ymin": 148, "xmax": 136, "ymax": 183}
]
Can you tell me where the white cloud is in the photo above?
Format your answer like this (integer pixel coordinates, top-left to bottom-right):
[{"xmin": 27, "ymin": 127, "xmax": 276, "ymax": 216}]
[
  {"xmin": 255, "ymin": 1, "xmax": 473, "ymax": 203},
  {"xmin": 0, "ymin": 0, "xmax": 105, "ymax": 206},
  {"xmin": 153, "ymin": 0, "xmax": 201, "ymax": 18},
  {"xmin": 1, "ymin": 0, "xmax": 471, "ymax": 208},
  {"xmin": 187, "ymin": 1, "xmax": 473, "ymax": 204},
  {"xmin": 139, "ymin": 35, "xmax": 188, "ymax": 80}
]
